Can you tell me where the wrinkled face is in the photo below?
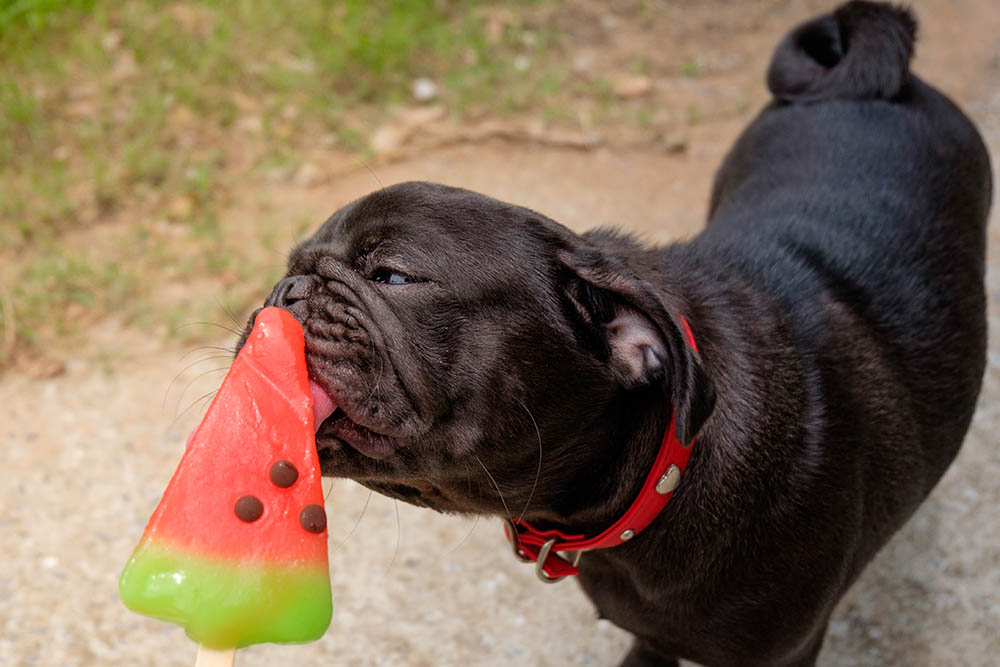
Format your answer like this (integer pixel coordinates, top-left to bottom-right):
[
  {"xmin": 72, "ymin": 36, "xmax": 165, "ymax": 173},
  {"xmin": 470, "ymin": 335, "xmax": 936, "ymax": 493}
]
[{"xmin": 240, "ymin": 182, "xmax": 708, "ymax": 525}]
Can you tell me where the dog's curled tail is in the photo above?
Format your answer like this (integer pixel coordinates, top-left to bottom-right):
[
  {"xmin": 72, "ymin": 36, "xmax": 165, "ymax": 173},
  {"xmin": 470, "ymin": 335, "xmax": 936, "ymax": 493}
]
[{"xmin": 766, "ymin": 1, "xmax": 916, "ymax": 103}]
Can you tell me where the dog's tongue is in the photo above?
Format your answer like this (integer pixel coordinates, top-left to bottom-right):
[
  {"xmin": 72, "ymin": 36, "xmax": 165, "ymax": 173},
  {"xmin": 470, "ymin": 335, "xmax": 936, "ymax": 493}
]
[{"xmin": 309, "ymin": 380, "xmax": 336, "ymax": 430}]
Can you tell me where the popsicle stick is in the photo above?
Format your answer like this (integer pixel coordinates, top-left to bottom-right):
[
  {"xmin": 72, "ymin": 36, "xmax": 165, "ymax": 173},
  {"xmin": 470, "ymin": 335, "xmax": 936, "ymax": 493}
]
[{"xmin": 195, "ymin": 645, "xmax": 235, "ymax": 667}]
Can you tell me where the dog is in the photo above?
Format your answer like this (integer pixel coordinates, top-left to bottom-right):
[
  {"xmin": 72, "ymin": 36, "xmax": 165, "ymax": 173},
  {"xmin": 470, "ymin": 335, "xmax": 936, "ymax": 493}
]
[{"xmin": 241, "ymin": 2, "xmax": 991, "ymax": 665}]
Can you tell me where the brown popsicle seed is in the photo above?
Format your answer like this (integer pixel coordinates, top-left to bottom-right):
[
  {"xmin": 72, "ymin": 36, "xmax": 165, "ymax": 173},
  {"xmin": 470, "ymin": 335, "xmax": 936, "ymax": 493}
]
[
  {"xmin": 269, "ymin": 460, "xmax": 299, "ymax": 488},
  {"xmin": 234, "ymin": 495, "xmax": 264, "ymax": 522},
  {"xmin": 299, "ymin": 504, "xmax": 326, "ymax": 533}
]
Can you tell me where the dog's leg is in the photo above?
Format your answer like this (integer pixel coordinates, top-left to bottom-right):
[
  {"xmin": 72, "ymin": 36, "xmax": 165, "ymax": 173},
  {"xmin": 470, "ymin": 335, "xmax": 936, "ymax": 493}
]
[{"xmin": 618, "ymin": 639, "xmax": 679, "ymax": 667}]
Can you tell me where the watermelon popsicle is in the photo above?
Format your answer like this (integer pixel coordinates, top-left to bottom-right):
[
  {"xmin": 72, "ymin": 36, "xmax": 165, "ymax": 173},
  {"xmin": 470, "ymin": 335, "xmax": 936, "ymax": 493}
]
[{"xmin": 119, "ymin": 307, "xmax": 338, "ymax": 662}]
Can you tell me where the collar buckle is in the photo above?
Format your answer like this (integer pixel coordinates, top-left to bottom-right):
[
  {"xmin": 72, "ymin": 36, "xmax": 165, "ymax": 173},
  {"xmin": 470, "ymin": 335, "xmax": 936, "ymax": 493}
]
[
  {"xmin": 504, "ymin": 519, "xmax": 584, "ymax": 583},
  {"xmin": 534, "ymin": 538, "xmax": 583, "ymax": 584}
]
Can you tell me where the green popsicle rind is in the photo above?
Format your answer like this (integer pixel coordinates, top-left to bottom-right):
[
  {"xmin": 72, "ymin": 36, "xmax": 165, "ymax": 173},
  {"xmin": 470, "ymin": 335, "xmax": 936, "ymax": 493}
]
[{"xmin": 119, "ymin": 539, "xmax": 332, "ymax": 649}]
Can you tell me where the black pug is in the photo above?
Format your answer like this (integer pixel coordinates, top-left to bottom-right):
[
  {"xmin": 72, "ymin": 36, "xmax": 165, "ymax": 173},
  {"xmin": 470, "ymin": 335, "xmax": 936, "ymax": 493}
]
[{"xmin": 242, "ymin": 2, "xmax": 991, "ymax": 665}]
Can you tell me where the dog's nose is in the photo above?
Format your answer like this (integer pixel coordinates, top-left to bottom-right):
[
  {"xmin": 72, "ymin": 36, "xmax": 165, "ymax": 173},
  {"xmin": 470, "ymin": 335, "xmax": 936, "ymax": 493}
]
[{"xmin": 265, "ymin": 275, "xmax": 315, "ymax": 308}]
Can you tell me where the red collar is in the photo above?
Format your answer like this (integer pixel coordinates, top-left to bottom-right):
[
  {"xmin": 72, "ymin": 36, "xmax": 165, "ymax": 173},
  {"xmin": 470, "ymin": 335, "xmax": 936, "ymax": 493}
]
[{"xmin": 503, "ymin": 315, "xmax": 699, "ymax": 583}]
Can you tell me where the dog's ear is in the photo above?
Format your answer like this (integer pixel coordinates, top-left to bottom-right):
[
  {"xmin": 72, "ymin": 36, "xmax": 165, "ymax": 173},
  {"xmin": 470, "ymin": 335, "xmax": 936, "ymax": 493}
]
[{"xmin": 558, "ymin": 247, "xmax": 715, "ymax": 444}]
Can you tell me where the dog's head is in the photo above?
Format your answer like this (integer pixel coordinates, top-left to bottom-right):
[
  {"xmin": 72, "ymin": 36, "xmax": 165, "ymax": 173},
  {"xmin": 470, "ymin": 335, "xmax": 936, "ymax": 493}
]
[{"xmin": 242, "ymin": 182, "xmax": 714, "ymax": 527}]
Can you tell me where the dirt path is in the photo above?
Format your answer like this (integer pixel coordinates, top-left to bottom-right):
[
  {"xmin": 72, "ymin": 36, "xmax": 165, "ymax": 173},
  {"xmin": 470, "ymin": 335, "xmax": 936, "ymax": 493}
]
[{"xmin": 3, "ymin": 1, "xmax": 1000, "ymax": 665}]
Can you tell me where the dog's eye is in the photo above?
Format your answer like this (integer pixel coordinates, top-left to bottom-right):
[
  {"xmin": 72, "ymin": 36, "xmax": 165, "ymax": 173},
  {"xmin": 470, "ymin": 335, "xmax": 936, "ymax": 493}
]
[{"xmin": 369, "ymin": 268, "xmax": 419, "ymax": 285}]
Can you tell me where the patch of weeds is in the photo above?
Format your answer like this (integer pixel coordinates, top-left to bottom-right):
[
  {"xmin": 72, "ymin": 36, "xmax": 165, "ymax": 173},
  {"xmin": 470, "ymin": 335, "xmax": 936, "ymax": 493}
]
[
  {"xmin": 635, "ymin": 0, "xmax": 660, "ymax": 28},
  {"xmin": 635, "ymin": 107, "xmax": 655, "ymax": 128},
  {"xmin": 541, "ymin": 104, "xmax": 574, "ymax": 126},
  {"xmin": 93, "ymin": 169, "xmax": 120, "ymax": 218},
  {"xmin": 0, "ymin": 180, "xmax": 30, "ymax": 246},
  {"xmin": 539, "ymin": 68, "xmax": 568, "ymax": 97},
  {"xmin": 27, "ymin": 162, "xmax": 76, "ymax": 234},
  {"xmin": 251, "ymin": 146, "xmax": 297, "ymax": 179},
  {"xmin": 179, "ymin": 155, "xmax": 226, "ymax": 238},
  {"xmin": 187, "ymin": 212, "xmax": 222, "ymax": 239},
  {"xmin": 120, "ymin": 97, "xmax": 171, "ymax": 188},
  {"xmin": 202, "ymin": 246, "xmax": 235, "ymax": 276},
  {"xmin": 575, "ymin": 75, "xmax": 616, "ymax": 112},
  {"xmin": 15, "ymin": 249, "xmax": 129, "ymax": 339},
  {"xmin": 334, "ymin": 125, "xmax": 368, "ymax": 153},
  {"xmin": 0, "ymin": 79, "xmax": 45, "ymax": 167},
  {"xmin": 0, "ymin": 0, "xmax": 96, "ymax": 43},
  {"xmin": 123, "ymin": 141, "xmax": 170, "ymax": 190},
  {"xmin": 629, "ymin": 57, "xmax": 650, "ymax": 76},
  {"xmin": 184, "ymin": 159, "xmax": 219, "ymax": 206},
  {"xmin": 679, "ymin": 57, "xmax": 700, "ymax": 78},
  {"xmin": 502, "ymin": 86, "xmax": 532, "ymax": 114}
]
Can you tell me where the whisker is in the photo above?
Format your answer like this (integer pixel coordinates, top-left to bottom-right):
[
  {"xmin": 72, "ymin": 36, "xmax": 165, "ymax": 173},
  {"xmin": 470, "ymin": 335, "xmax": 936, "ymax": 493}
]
[
  {"xmin": 472, "ymin": 454, "xmax": 515, "ymax": 526},
  {"xmin": 178, "ymin": 344, "xmax": 236, "ymax": 362},
  {"xmin": 365, "ymin": 339, "xmax": 385, "ymax": 404},
  {"xmin": 448, "ymin": 515, "xmax": 481, "ymax": 555},
  {"xmin": 174, "ymin": 365, "xmax": 229, "ymax": 417},
  {"xmin": 381, "ymin": 499, "xmax": 402, "ymax": 578},
  {"xmin": 188, "ymin": 353, "xmax": 235, "ymax": 368},
  {"xmin": 333, "ymin": 488, "xmax": 374, "ymax": 552},
  {"xmin": 464, "ymin": 460, "xmax": 475, "ymax": 499},
  {"xmin": 162, "ymin": 354, "xmax": 232, "ymax": 413},
  {"xmin": 355, "ymin": 156, "xmax": 385, "ymax": 191},
  {"xmin": 516, "ymin": 397, "xmax": 543, "ymax": 522},
  {"xmin": 173, "ymin": 320, "xmax": 244, "ymax": 337},
  {"xmin": 219, "ymin": 301, "xmax": 245, "ymax": 330},
  {"xmin": 168, "ymin": 388, "xmax": 219, "ymax": 433}
]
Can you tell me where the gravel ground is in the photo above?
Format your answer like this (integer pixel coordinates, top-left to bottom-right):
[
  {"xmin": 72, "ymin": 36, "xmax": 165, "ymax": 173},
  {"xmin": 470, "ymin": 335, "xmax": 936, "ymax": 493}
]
[{"xmin": 4, "ymin": 2, "xmax": 1000, "ymax": 666}]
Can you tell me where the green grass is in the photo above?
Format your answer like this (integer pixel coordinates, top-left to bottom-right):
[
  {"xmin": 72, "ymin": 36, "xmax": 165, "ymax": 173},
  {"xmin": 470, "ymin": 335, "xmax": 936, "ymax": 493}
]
[
  {"xmin": 0, "ymin": 0, "xmax": 96, "ymax": 39},
  {"xmin": 0, "ymin": 0, "xmax": 609, "ymax": 364},
  {"xmin": 679, "ymin": 57, "xmax": 700, "ymax": 78},
  {"xmin": 9, "ymin": 245, "xmax": 137, "ymax": 348}
]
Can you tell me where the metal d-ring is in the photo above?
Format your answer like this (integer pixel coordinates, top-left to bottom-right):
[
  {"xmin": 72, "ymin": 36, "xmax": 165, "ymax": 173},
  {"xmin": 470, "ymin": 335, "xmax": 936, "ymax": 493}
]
[
  {"xmin": 535, "ymin": 539, "xmax": 583, "ymax": 584},
  {"xmin": 535, "ymin": 538, "xmax": 561, "ymax": 583},
  {"xmin": 506, "ymin": 519, "xmax": 584, "ymax": 583}
]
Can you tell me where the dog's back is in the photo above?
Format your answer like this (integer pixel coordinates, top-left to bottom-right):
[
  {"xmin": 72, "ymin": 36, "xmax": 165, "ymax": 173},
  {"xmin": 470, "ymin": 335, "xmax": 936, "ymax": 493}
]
[
  {"xmin": 703, "ymin": 0, "xmax": 990, "ymax": 486},
  {"xmin": 629, "ymin": 3, "xmax": 992, "ymax": 663}
]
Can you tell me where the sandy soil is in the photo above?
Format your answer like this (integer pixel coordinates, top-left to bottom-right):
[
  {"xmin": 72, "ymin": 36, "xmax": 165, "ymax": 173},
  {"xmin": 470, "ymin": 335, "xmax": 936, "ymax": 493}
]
[{"xmin": 3, "ymin": 1, "xmax": 1000, "ymax": 665}]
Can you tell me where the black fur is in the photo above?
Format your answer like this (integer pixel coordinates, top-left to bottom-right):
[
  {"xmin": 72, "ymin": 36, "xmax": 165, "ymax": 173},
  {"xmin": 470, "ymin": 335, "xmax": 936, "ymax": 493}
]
[
  {"xmin": 244, "ymin": 3, "xmax": 991, "ymax": 665},
  {"xmin": 767, "ymin": 2, "xmax": 917, "ymax": 103}
]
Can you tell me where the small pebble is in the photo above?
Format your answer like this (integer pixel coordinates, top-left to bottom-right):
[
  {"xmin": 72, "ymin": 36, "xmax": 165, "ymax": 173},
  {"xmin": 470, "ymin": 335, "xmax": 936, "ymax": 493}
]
[{"xmin": 412, "ymin": 77, "xmax": 438, "ymax": 102}]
